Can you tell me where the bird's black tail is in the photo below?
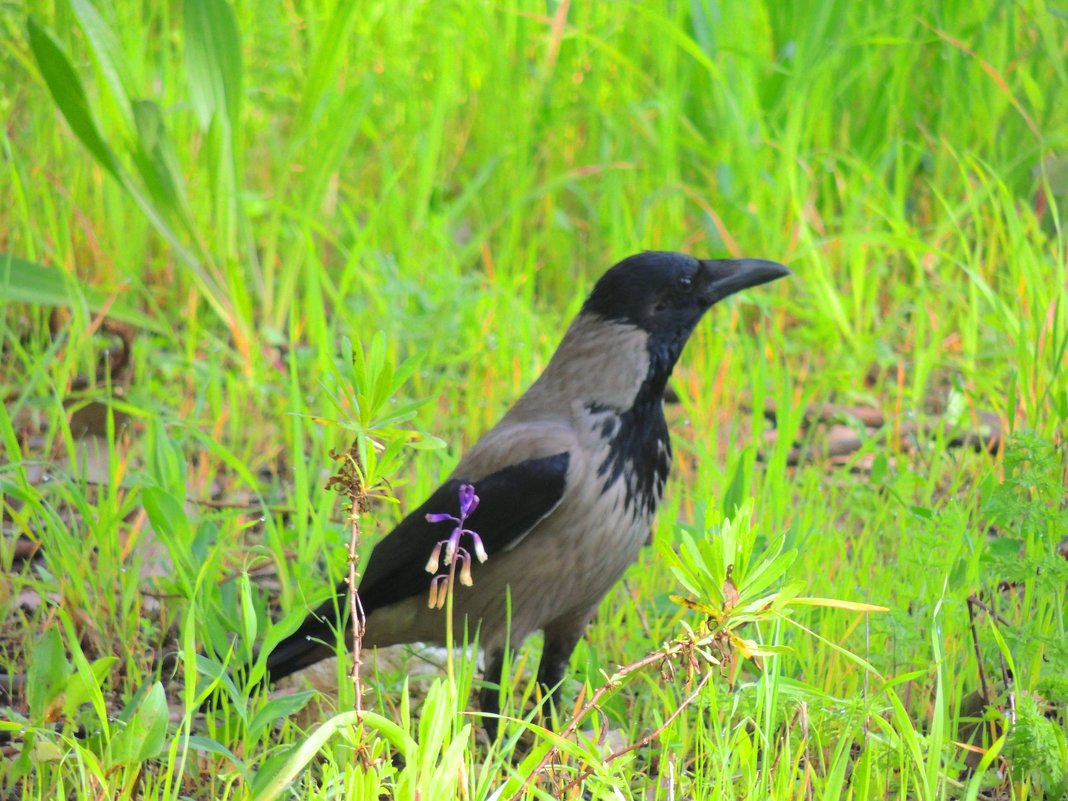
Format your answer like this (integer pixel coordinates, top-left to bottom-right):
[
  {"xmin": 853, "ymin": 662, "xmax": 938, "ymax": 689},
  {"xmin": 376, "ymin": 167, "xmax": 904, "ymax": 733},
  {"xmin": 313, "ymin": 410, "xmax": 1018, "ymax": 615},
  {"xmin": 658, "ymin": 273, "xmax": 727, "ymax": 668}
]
[
  {"xmin": 264, "ymin": 595, "xmax": 348, "ymax": 682},
  {"xmin": 199, "ymin": 595, "xmax": 346, "ymax": 714}
]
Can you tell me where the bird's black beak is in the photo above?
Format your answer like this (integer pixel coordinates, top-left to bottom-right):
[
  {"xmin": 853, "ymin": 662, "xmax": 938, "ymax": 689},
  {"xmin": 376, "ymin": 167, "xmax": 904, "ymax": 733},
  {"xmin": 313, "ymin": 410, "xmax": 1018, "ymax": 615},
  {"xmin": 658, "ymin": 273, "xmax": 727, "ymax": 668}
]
[{"xmin": 699, "ymin": 258, "xmax": 791, "ymax": 305}]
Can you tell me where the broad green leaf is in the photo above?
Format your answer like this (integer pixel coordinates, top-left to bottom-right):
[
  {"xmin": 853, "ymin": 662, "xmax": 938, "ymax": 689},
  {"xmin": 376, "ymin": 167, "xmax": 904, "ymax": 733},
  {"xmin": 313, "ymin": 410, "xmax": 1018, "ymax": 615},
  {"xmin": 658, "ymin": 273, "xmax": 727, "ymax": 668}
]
[
  {"xmin": 54, "ymin": 608, "xmax": 110, "ymax": 732},
  {"xmin": 69, "ymin": 0, "xmax": 135, "ymax": 127},
  {"xmin": 407, "ymin": 432, "xmax": 447, "ymax": 450},
  {"xmin": 390, "ymin": 353, "xmax": 424, "ymax": 395},
  {"xmin": 63, "ymin": 656, "xmax": 118, "ymax": 717},
  {"xmin": 142, "ymin": 486, "xmax": 198, "ymax": 596},
  {"xmin": 738, "ymin": 547, "xmax": 795, "ymax": 599},
  {"xmin": 142, "ymin": 486, "xmax": 193, "ymax": 545},
  {"xmin": 132, "ymin": 99, "xmax": 191, "ymax": 223},
  {"xmin": 358, "ymin": 709, "xmax": 417, "ymax": 756},
  {"xmin": 734, "ymin": 583, "xmax": 804, "ymax": 617},
  {"xmin": 381, "ymin": 398, "xmax": 430, "ymax": 424},
  {"xmin": 910, "ymin": 504, "xmax": 932, "ymax": 520},
  {"xmin": 111, "ymin": 682, "xmax": 168, "ymax": 765},
  {"xmin": 985, "ymin": 616, "xmax": 1018, "ymax": 678},
  {"xmin": 870, "ymin": 452, "xmax": 888, "ymax": 483},
  {"xmin": 0, "ymin": 254, "xmax": 164, "ymax": 333},
  {"xmin": 27, "ymin": 626, "xmax": 71, "ymax": 722},
  {"xmin": 246, "ymin": 692, "xmax": 315, "ymax": 741},
  {"xmin": 739, "ymin": 640, "xmax": 792, "ymax": 658},
  {"xmin": 238, "ymin": 571, "xmax": 258, "ymax": 663},
  {"xmin": 130, "ymin": 682, "xmax": 169, "ymax": 763},
  {"xmin": 26, "ymin": 15, "xmax": 209, "ymax": 299},
  {"xmin": 429, "ymin": 725, "xmax": 472, "ymax": 795},
  {"xmin": 184, "ymin": 0, "xmax": 243, "ymax": 130},
  {"xmin": 1, "ymin": 253, "xmax": 82, "ymax": 308},
  {"xmin": 31, "ymin": 737, "xmax": 65, "ymax": 762},
  {"xmin": 249, "ymin": 743, "xmax": 299, "ymax": 801},
  {"xmin": 142, "ymin": 487, "xmax": 194, "ymax": 568},
  {"xmin": 27, "ymin": 16, "xmax": 120, "ymax": 177},
  {"xmin": 962, "ymin": 734, "xmax": 1006, "ymax": 801}
]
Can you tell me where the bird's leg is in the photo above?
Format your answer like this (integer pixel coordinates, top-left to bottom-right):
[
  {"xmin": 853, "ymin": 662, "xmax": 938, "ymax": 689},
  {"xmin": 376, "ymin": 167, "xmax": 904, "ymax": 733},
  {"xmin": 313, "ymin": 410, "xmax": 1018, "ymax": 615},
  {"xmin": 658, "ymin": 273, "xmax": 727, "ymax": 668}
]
[
  {"xmin": 536, "ymin": 615, "xmax": 591, "ymax": 728},
  {"xmin": 478, "ymin": 648, "xmax": 505, "ymax": 740}
]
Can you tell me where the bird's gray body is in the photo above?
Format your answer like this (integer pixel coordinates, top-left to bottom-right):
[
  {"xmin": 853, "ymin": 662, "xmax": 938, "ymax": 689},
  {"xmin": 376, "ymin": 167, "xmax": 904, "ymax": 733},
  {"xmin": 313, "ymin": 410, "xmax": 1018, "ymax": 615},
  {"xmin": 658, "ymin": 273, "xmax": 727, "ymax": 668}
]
[{"xmin": 365, "ymin": 316, "xmax": 665, "ymax": 660}]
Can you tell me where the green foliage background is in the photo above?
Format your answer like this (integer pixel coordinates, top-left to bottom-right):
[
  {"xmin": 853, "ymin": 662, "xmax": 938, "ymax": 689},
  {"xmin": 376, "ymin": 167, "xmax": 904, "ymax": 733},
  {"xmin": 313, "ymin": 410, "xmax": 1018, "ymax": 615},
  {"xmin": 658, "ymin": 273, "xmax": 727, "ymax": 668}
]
[{"xmin": 1, "ymin": 0, "xmax": 1066, "ymax": 798}]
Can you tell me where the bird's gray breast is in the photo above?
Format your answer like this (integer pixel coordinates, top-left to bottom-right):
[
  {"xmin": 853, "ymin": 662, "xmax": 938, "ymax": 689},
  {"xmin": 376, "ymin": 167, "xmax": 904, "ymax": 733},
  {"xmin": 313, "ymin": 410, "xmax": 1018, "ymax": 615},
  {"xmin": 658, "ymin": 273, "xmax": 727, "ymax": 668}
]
[
  {"xmin": 523, "ymin": 400, "xmax": 671, "ymax": 615},
  {"xmin": 512, "ymin": 416, "xmax": 663, "ymax": 622}
]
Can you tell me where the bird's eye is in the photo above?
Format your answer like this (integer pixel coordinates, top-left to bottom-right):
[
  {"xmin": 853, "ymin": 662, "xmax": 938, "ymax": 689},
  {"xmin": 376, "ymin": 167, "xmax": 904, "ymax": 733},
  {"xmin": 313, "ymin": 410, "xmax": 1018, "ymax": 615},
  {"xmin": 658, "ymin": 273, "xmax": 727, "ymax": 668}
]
[{"xmin": 677, "ymin": 273, "xmax": 694, "ymax": 292}]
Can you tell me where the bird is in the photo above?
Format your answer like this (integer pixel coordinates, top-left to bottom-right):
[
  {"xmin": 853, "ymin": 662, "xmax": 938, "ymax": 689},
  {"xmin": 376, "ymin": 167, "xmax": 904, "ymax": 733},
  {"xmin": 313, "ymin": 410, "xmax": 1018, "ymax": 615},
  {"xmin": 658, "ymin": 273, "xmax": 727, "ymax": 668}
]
[{"xmin": 263, "ymin": 251, "xmax": 789, "ymax": 730}]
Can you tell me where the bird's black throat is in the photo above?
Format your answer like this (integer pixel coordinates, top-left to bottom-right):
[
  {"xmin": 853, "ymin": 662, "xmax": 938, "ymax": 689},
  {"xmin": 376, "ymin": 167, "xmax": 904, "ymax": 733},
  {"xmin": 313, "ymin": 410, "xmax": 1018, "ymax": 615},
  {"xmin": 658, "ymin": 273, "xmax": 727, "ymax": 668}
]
[
  {"xmin": 585, "ymin": 329, "xmax": 692, "ymax": 517},
  {"xmin": 588, "ymin": 397, "xmax": 671, "ymax": 518},
  {"xmin": 587, "ymin": 365, "xmax": 674, "ymax": 519}
]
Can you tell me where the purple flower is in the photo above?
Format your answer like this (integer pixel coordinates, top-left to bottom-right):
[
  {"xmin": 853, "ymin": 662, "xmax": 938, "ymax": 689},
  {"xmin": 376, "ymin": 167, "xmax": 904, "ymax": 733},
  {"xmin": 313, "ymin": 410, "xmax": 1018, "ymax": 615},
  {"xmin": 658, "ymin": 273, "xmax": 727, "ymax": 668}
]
[
  {"xmin": 458, "ymin": 484, "xmax": 479, "ymax": 517},
  {"xmin": 423, "ymin": 483, "xmax": 488, "ymax": 577}
]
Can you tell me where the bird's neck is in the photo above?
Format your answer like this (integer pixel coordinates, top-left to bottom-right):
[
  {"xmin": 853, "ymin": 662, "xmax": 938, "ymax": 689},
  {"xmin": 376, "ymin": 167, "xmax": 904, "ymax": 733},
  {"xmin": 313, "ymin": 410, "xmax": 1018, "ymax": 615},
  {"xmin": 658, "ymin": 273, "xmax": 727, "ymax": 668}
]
[
  {"xmin": 502, "ymin": 313, "xmax": 676, "ymax": 517},
  {"xmin": 520, "ymin": 314, "xmax": 681, "ymax": 415}
]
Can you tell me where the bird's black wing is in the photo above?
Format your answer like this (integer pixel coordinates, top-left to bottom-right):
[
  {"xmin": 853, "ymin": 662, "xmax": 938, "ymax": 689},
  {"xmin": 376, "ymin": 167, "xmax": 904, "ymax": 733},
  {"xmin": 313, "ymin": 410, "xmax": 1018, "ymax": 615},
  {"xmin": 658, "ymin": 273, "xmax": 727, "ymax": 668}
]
[
  {"xmin": 263, "ymin": 450, "xmax": 570, "ymax": 683},
  {"xmin": 359, "ymin": 450, "xmax": 570, "ymax": 612}
]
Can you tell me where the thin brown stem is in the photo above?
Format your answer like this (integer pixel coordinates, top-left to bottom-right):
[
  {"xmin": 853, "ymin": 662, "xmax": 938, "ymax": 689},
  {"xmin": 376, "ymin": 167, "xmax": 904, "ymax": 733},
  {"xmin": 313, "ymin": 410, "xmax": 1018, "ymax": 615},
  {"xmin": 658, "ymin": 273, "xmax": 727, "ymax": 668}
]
[
  {"xmin": 557, "ymin": 670, "xmax": 714, "ymax": 795},
  {"xmin": 347, "ymin": 508, "xmax": 365, "ymax": 714},
  {"xmin": 966, "ymin": 593, "xmax": 1010, "ymax": 626},
  {"xmin": 508, "ymin": 633, "xmax": 720, "ymax": 801},
  {"xmin": 966, "ymin": 595, "xmax": 991, "ymax": 704}
]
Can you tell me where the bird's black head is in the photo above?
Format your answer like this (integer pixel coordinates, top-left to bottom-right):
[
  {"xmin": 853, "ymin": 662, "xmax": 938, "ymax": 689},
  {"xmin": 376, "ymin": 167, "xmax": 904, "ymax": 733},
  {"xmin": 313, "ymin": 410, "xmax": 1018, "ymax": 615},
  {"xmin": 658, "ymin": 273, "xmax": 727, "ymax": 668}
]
[{"xmin": 582, "ymin": 251, "xmax": 790, "ymax": 352}]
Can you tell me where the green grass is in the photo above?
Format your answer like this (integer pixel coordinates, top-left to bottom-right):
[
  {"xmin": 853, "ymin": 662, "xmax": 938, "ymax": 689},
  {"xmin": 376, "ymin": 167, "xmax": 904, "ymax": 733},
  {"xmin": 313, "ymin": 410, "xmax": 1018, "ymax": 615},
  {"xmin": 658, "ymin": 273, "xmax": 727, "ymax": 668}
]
[{"xmin": 2, "ymin": 0, "xmax": 1067, "ymax": 798}]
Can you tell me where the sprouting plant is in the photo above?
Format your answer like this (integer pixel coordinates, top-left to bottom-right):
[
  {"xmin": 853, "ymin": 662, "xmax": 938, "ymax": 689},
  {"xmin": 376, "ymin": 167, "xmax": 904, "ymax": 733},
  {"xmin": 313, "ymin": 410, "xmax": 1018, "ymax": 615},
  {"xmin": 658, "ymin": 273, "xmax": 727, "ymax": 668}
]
[
  {"xmin": 1004, "ymin": 694, "xmax": 1068, "ymax": 796},
  {"xmin": 312, "ymin": 333, "xmax": 443, "ymax": 716}
]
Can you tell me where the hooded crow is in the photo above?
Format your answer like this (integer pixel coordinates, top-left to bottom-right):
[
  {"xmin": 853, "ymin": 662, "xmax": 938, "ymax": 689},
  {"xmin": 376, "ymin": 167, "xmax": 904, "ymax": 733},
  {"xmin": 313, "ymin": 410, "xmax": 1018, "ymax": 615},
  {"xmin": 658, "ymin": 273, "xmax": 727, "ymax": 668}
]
[{"xmin": 264, "ymin": 251, "xmax": 789, "ymax": 726}]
